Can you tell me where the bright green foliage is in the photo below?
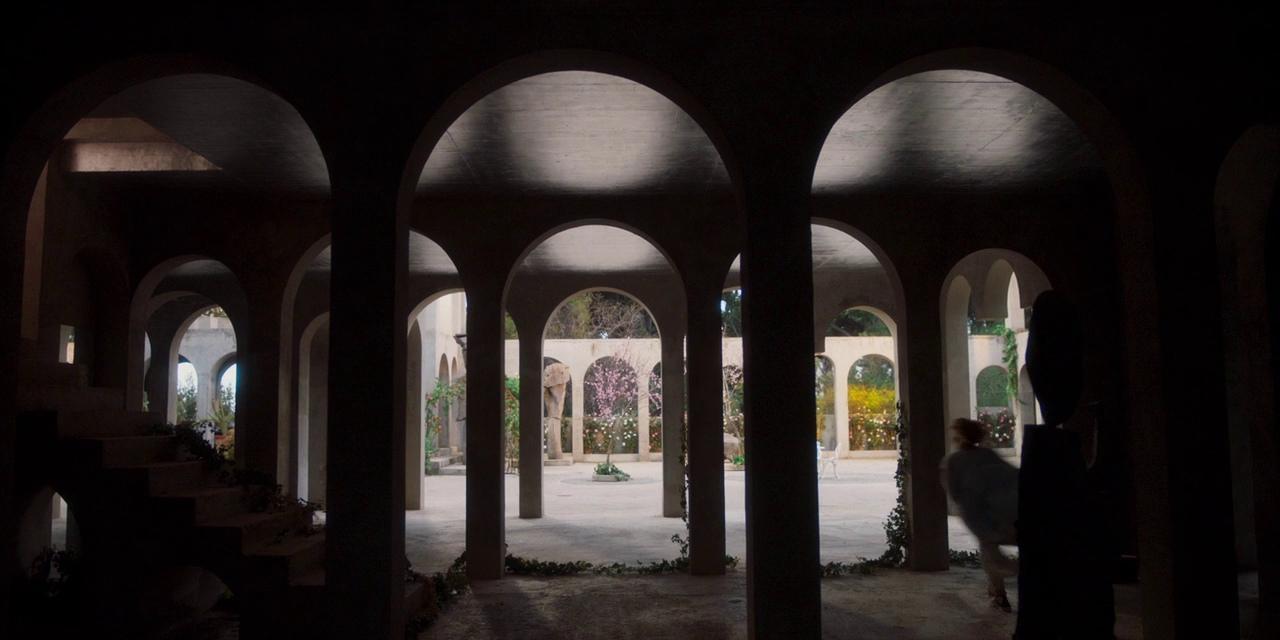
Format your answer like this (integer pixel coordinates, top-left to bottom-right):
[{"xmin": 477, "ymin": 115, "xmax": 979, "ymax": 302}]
[
  {"xmin": 976, "ymin": 366, "xmax": 1011, "ymax": 408},
  {"xmin": 176, "ymin": 384, "xmax": 197, "ymax": 423},
  {"xmin": 720, "ymin": 288, "xmax": 743, "ymax": 337},
  {"xmin": 424, "ymin": 379, "xmax": 465, "ymax": 462}
]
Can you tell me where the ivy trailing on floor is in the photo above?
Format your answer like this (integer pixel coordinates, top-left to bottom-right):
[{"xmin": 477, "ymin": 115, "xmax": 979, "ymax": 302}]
[
  {"xmin": 504, "ymin": 418, "xmax": 739, "ymax": 579},
  {"xmin": 827, "ymin": 403, "xmax": 1007, "ymax": 576},
  {"xmin": 405, "ymin": 554, "xmax": 470, "ymax": 637}
]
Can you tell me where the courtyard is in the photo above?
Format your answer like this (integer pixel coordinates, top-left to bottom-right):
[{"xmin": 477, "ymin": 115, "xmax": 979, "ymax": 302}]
[{"xmin": 406, "ymin": 460, "xmax": 980, "ymax": 573}]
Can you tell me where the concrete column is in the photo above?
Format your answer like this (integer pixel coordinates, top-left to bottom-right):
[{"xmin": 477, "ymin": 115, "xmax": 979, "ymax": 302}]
[
  {"xmin": 686, "ymin": 284, "xmax": 725, "ymax": 574},
  {"xmin": 324, "ymin": 159, "xmax": 406, "ymax": 639},
  {"xmin": 405, "ymin": 321, "xmax": 424, "ymax": 510},
  {"xmin": 900, "ymin": 281, "xmax": 952, "ymax": 570},
  {"xmin": 661, "ymin": 330, "xmax": 685, "ymax": 517},
  {"xmin": 144, "ymin": 327, "xmax": 178, "ymax": 422},
  {"xmin": 571, "ymin": 371, "xmax": 585, "ymax": 460},
  {"xmin": 239, "ymin": 292, "xmax": 287, "ymax": 484},
  {"xmin": 739, "ymin": 174, "xmax": 820, "ymax": 638},
  {"xmin": 465, "ymin": 287, "xmax": 506, "ymax": 579},
  {"xmin": 637, "ymin": 366, "xmax": 650, "ymax": 460},
  {"xmin": 1120, "ymin": 162, "xmax": 1239, "ymax": 637},
  {"xmin": 196, "ymin": 364, "xmax": 216, "ymax": 418},
  {"xmin": 518, "ymin": 325, "xmax": 543, "ymax": 518},
  {"xmin": 835, "ymin": 357, "xmax": 850, "ymax": 455},
  {"xmin": 307, "ymin": 327, "xmax": 329, "ymax": 504}
]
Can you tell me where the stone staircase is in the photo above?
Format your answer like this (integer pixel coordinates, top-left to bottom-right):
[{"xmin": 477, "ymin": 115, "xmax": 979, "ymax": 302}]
[
  {"xmin": 15, "ymin": 351, "xmax": 428, "ymax": 636},
  {"xmin": 428, "ymin": 446, "xmax": 466, "ymax": 475}
]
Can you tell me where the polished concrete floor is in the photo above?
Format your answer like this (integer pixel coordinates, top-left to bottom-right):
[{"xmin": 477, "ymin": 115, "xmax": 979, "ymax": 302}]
[
  {"xmin": 406, "ymin": 460, "xmax": 981, "ymax": 574},
  {"xmin": 418, "ymin": 569, "xmax": 1147, "ymax": 640}
]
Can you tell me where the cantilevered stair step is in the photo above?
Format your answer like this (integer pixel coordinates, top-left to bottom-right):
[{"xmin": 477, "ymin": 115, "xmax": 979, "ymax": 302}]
[
  {"xmin": 71, "ymin": 435, "xmax": 178, "ymax": 467},
  {"xmin": 248, "ymin": 532, "xmax": 326, "ymax": 584},
  {"xmin": 109, "ymin": 460, "xmax": 209, "ymax": 496},
  {"xmin": 17, "ymin": 385, "xmax": 124, "ymax": 413},
  {"xmin": 156, "ymin": 485, "xmax": 248, "ymax": 524},
  {"xmin": 198, "ymin": 509, "xmax": 312, "ymax": 553},
  {"xmin": 56, "ymin": 410, "xmax": 164, "ymax": 438}
]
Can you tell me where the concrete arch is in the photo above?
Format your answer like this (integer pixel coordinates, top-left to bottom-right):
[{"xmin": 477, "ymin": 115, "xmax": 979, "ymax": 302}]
[
  {"xmin": 396, "ymin": 49, "xmax": 745, "ymax": 217},
  {"xmin": 296, "ymin": 312, "xmax": 330, "ymax": 503},
  {"xmin": 809, "ymin": 219, "xmax": 906, "ymax": 326},
  {"xmin": 406, "ymin": 287, "xmax": 467, "ymax": 329},
  {"xmin": 127, "ymin": 257, "xmax": 247, "ymax": 412},
  {"xmin": 1215, "ymin": 124, "xmax": 1280, "ymax": 601},
  {"xmin": 941, "ymin": 249, "xmax": 1052, "ymax": 324},
  {"xmin": 539, "ymin": 286, "xmax": 665, "ymax": 343},
  {"xmin": 814, "ymin": 48, "xmax": 1147, "ymax": 213},
  {"xmin": 504, "ymin": 220, "xmax": 686, "ymax": 306},
  {"xmin": 8, "ymin": 61, "xmax": 332, "ymax": 353}
]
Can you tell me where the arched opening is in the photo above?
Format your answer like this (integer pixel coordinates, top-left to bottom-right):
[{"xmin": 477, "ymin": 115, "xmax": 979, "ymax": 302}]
[
  {"xmin": 503, "ymin": 223, "xmax": 682, "ymax": 564},
  {"xmin": 810, "ymin": 62, "xmax": 1136, "ymax": 628},
  {"xmin": 942, "ymin": 252, "xmax": 1048, "ymax": 458},
  {"xmin": 847, "ymin": 354, "xmax": 897, "ymax": 452},
  {"xmin": 1215, "ymin": 124, "xmax": 1280, "ymax": 634}
]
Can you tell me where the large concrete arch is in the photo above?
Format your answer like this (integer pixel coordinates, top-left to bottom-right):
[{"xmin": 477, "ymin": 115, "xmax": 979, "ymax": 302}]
[
  {"xmin": 397, "ymin": 49, "xmax": 745, "ymax": 217},
  {"xmin": 1215, "ymin": 123, "xmax": 1280, "ymax": 630}
]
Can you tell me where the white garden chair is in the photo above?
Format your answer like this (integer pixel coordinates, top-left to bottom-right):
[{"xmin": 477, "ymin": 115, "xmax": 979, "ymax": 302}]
[{"xmin": 817, "ymin": 442, "xmax": 839, "ymax": 479}]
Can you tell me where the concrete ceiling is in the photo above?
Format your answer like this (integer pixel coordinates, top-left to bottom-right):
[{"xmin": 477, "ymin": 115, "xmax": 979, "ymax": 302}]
[
  {"xmin": 417, "ymin": 71, "xmax": 731, "ymax": 196},
  {"xmin": 813, "ymin": 71, "xmax": 1102, "ymax": 193},
  {"xmin": 86, "ymin": 74, "xmax": 329, "ymax": 196},
  {"xmin": 515, "ymin": 225, "xmax": 674, "ymax": 275},
  {"xmin": 726, "ymin": 224, "xmax": 888, "ymax": 285},
  {"xmin": 305, "ymin": 233, "xmax": 459, "ymax": 276}
]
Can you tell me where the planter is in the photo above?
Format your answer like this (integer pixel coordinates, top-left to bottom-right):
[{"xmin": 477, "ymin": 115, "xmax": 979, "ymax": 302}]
[
  {"xmin": 592, "ymin": 473, "xmax": 628, "ymax": 482},
  {"xmin": 724, "ymin": 463, "xmax": 744, "ymax": 472}
]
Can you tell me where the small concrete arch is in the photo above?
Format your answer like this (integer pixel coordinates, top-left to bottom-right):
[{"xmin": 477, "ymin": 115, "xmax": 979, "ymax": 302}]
[
  {"xmin": 504, "ymin": 220, "xmax": 685, "ymax": 306},
  {"xmin": 397, "ymin": 49, "xmax": 744, "ymax": 217},
  {"xmin": 407, "ymin": 287, "xmax": 468, "ymax": 331},
  {"xmin": 942, "ymin": 249, "xmax": 1051, "ymax": 324},
  {"xmin": 848, "ymin": 354, "xmax": 896, "ymax": 386},
  {"xmin": 126, "ymin": 256, "xmax": 248, "ymax": 411},
  {"xmin": 296, "ymin": 312, "xmax": 330, "ymax": 504},
  {"xmin": 539, "ymin": 286, "xmax": 665, "ymax": 343}
]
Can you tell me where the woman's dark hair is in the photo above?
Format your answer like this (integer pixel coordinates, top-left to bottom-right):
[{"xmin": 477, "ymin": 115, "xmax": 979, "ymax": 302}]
[{"xmin": 951, "ymin": 418, "xmax": 986, "ymax": 448}]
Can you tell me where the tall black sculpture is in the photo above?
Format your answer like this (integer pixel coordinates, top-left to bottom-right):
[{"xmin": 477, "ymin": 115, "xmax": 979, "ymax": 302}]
[{"xmin": 1017, "ymin": 290, "xmax": 1115, "ymax": 639}]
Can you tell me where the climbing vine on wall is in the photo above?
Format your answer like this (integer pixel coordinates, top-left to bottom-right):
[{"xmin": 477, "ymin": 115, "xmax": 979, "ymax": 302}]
[{"xmin": 1001, "ymin": 327, "xmax": 1019, "ymax": 398}]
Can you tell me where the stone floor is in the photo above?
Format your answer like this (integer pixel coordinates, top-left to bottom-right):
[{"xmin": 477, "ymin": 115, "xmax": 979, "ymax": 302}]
[
  {"xmin": 419, "ymin": 569, "xmax": 1148, "ymax": 639},
  {"xmin": 406, "ymin": 459, "xmax": 980, "ymax": 573}
]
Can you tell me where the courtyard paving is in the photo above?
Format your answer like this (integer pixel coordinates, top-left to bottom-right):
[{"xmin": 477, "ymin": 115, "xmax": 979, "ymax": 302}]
[{"xmin": 406, "ymin": 459, "xmax": 980, "ymax": 573}]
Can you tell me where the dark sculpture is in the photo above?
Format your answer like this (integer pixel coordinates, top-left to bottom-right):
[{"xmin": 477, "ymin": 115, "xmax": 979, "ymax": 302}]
[{"xmin": 1016, "ymin": 290, "xmax": 1115, "ymax": 639}]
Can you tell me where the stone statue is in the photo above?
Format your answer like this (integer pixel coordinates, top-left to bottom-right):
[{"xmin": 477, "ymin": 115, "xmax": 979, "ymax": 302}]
[{"xmin": 542, "ymin": 362, "xmax": 571, "ymax": 459}]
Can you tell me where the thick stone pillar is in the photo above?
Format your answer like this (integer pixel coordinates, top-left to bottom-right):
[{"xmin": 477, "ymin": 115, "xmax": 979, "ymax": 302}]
[
  {"xmin": 465, "ymin": 287, "xmax": 506, "ymax": 579},
  {"xmin": 517, "ymin": 323, "xmax": 543, "ymax": 518},
  {"xmin": 739, "ymin": 172, "xmax": 820, "ymax": 638},
  {"xmin": 306, "ymin": 326, "xmax": 329, "ymax": 504},
  {"xmin": 239, "ymin": 292, "xmax": 288, "ymax": 484},
  {"xmin": 1122, "ymin": 161, "xmax": 1239, "ymax": 637},
  {"xmin": 144, "ymin": 326, "xmax": 180, "ymax": 422},
  {"xmin": 661, "ymin": 329, "xmax": 685, "ymax": 517},
  {"xmin": 685, "ymin": 283, "xmax": 725, "ymax": 574},
  {"xmin": 900, "ymin": 282, "xmax": 951, "ymax": 571},
  {"xmin": 325, "ymin": 157, "xmax": 406, "ymax": 638},
  {"xmin": 405, "ymin": 321, "xmax": 424, "ymax": 510}
]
